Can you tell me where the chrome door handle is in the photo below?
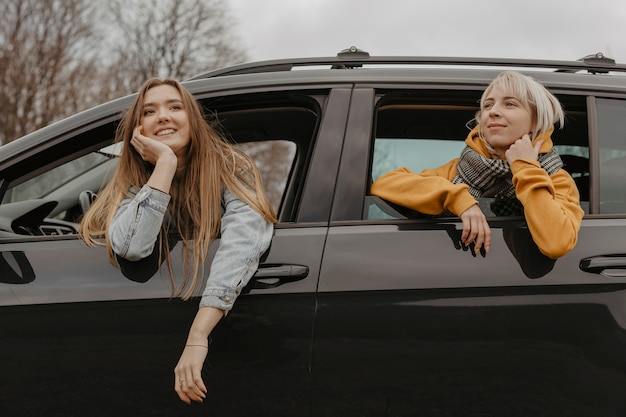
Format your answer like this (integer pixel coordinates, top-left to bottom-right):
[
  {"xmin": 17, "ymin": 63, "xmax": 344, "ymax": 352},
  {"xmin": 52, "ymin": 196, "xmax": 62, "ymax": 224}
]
[
  {"xmin": 254, "ymin": 264, "xmax": 309, "ymax": 279},
  {"xmin": 250, "ymin": 264, "xmax": 309, "ymax": 289},
  {"xmin": 580, "ymin": 255, "xmax": 626, "ymax": 277}
]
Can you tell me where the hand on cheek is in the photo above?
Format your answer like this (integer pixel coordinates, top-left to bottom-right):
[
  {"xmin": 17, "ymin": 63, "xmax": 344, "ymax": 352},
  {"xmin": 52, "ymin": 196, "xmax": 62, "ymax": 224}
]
[
  {"xmin": 131, "ymin": 126, "xmax": 175, "ymax": 165},
  {"xmin": 505, "ymin": 134, "xmax": 543, "ymax": 164}
]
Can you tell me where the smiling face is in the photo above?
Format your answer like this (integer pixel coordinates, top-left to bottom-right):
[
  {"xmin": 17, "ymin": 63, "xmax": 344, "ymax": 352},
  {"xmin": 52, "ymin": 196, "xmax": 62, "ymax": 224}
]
[
  {"xmin": 140, "ymin": 84, "xmax": 191, "ymax": 159},
  {"xmin": 479, "ymin": 86, "xmax": 535, "ymax": 157}
]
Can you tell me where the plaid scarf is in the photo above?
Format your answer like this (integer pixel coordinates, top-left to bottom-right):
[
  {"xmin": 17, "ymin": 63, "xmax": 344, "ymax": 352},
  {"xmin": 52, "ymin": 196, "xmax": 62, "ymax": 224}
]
[{"xmin": 452, "ymin": 146, "xmax": 563, "ymax": 216}]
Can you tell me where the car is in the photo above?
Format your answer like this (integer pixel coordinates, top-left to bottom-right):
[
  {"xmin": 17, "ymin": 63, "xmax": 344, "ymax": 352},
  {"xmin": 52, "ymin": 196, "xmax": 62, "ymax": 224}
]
[{"xmin": 2, "ymin": 46, "xmax": 626, "ymax": 416}]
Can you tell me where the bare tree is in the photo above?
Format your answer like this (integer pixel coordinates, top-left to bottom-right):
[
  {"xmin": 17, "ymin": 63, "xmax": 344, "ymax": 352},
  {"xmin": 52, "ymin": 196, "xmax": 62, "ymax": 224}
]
[
  {"xmin": 0, "ymin": 0, "xmax": 101, "ymax": 144},
  {"xmin": 0, "ymin": 0, "xmax": 248, "ymax": 144},
  {"xmin": 106, "ymin": 0, "xmax": 247, "ymax": 95}
]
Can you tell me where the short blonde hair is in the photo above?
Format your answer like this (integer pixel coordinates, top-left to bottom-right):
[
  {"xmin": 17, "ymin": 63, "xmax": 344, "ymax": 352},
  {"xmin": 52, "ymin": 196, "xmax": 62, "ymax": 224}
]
[{"xmin": 477, "ymin": 71, "xmax": 564, "ymax": 139}]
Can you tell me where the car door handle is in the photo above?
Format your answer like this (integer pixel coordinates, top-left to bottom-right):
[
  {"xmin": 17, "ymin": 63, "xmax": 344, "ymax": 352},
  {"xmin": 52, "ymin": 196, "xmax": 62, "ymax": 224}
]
[
  {"xmin": 580, "ymin": 255, "xmax": 626, "ymax": 277},
  {"xmin": 250, "ymin": 263, "xmax": 309, "ymax": 289}
]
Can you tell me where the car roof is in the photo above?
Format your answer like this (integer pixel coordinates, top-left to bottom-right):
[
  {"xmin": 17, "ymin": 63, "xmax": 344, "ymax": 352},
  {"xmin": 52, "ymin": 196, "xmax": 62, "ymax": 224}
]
[
  {"xmin": 184, "ymin": 46, "xmax": 626, "ymax": 97},
  {"xmin": 4, "ymin": 47, "xmax": 626, "ymax": 160}
]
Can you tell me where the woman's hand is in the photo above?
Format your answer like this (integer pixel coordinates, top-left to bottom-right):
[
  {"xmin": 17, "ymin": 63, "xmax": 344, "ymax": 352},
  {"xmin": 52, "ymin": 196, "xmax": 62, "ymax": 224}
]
[
  {"xmin": 505, "ymin": 134, "xmax": 543, "ymax": 164},
  {"xmin": 174, "ymin": 306, "xmax": 224, "ymax": 404},
  {"xmin": 130, "ymin": 126, "xmax": 176, "ymax": 166},
  {"xmin": 131, "ymin": 126, "xmax": 178, "ymax": 194},
  {"xmin": 459, "ymin": 204, "xmax": 491, "ymax": 255},
  {"xmin": 174, "ymin": 344, "xmax": 209, "ymax": 404}
]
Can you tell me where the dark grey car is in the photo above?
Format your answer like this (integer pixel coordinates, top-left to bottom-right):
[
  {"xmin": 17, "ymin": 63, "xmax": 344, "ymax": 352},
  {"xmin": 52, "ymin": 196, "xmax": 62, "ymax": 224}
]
[{"xmin": 2, "ymin": 48, "xmax": 626, "ymax": 416}]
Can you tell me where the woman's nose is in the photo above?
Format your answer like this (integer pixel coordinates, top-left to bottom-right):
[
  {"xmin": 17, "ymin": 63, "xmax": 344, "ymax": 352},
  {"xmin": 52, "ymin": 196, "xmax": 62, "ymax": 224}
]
[
  {"xmin": 157, "ymin": 109, "xmax": 170, "ymax": 122},
  {"xmin": 488, "ymin": 104, "xmax": 501, "ymax": 116}
]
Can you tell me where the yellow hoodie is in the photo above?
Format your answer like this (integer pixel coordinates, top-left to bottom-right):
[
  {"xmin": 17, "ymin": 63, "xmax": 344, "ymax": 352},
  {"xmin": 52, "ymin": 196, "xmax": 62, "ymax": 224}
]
[{"xmin": 370, "ymin": 126, "xmax": 584, "ymax": 259}]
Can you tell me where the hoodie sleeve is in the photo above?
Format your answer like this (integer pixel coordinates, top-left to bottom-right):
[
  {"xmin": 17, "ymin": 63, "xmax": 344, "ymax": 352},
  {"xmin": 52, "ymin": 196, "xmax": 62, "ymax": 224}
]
[
  {"xmin": 370, "ymin": 159, "xmax": 478, "ymax": 216},
  {"xmin": 511, "ymin": 159, "xmax": 584, "ymax": 258}
]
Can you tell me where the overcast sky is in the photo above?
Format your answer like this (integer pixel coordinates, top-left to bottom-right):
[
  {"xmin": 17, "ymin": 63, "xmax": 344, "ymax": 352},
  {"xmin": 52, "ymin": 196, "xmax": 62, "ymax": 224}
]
[{"xmin": 229, "ymin": 0, "xmax": 626, "ymax": 66}]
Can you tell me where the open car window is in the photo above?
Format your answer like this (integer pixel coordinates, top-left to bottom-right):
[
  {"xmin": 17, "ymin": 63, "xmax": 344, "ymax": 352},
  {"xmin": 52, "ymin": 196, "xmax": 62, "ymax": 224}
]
[
  {"xmin": 0, "ymin": 91, "xmax": 322, "ymax": 238},
  {"xmin": 365, "ymin": 91, "xmax": 590, "ymax": 220},
  {"xmin": 366, "ymin": 90, "xmax": 479, "ymax": 220}
]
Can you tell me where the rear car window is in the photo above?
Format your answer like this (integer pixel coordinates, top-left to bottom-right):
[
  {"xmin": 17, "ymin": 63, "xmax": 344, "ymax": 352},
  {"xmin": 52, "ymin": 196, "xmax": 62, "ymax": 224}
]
[
  {"xmin": 366, "ymin": 90, "xmax": 590, "ymax": 220},
  {"xmin": 597, "ymin": 98, "xmax": 626, "ymax": 214}
]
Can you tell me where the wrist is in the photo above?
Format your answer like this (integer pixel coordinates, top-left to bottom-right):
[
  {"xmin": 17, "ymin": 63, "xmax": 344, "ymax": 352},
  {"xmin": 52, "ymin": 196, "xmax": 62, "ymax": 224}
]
[
  {"xmin": 155, "ymin": 153, "xmax": 178, "ymax": 170},
  {"xmin": 185, "ymin": 343, "xmax": 208, "ymax": 348},
  {"xmin": 186, "ymin": 333, "xmax": 210, "ymax": 345}
]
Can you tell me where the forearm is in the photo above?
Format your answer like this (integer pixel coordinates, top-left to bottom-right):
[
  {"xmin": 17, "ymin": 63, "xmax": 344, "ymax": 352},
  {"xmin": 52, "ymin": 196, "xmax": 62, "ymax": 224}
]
[
  {"xmin": 186, "ymin": 306, "xmax": 225, "ymax": 345},
  {"xmin": 371, "ymin": 165, "xmax": 476, "ymax": 216},
  {"xmin": 513, "ymin": 164, "xmax": 584, "ymax": 258},
  {"xmin": 199, "ymin": 188, "xmax": 274, "ymax": 312},
  {"xmin": 115, "ymin": 233, "xmax": 178, "ymax": 282},
  {"xmin": 146, "ymin": 154, "xmax": 177, "ymax": 194},
  {"xmin": 109, "ymin": 156, "xmax": 176, "ymax": 260},
  {"xmin": 521, "ymin": 194, "xmax": 582, "ymax": 258},
  {"xmin": 109, "ymin": 185, "xmax": 170, "ymax": 260}
]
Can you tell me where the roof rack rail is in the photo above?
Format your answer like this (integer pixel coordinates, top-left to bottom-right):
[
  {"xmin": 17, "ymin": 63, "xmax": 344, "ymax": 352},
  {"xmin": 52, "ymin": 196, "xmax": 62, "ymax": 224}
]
[{"xmin": 187, "ymin": 47, "xmax": 626, "ymax": 80}]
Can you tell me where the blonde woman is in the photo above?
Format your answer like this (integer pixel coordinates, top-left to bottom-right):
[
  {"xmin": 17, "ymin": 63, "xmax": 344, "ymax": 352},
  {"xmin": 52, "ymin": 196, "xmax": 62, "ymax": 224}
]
[
  {"xmin": 371, "ymin": 71, "xmax": 583, "ymax": 259},
  {"xmin": 80, "ymin": 78, "xmax": 276, "ymax": 404}
]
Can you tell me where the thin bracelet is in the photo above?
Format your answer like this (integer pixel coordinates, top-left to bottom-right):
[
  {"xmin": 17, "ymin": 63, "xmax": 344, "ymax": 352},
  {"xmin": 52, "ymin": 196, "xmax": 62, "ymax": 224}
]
[{"xmin": 185, "ymin": 344, "xmax": 208, "ymax": 348}]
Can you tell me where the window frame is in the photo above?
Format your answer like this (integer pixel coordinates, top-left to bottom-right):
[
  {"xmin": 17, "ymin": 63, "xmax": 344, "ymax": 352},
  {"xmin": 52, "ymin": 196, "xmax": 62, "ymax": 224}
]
[{"xmin": 331, "ymin": 84, "xmax": 593, "ymax": 224}]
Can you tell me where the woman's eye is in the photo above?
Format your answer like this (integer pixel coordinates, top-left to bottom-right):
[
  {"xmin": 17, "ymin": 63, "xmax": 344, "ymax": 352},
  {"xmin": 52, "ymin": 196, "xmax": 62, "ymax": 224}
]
[{"xmin": 143, "ymin": 109, "xmax": 155, "ymax": 116}]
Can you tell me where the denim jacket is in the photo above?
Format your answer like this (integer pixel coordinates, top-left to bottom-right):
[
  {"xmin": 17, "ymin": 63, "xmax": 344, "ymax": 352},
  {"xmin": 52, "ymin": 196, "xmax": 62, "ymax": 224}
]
[{"xmin": 109, "ymin": 184, "xmax": 274, "ymax": 312}]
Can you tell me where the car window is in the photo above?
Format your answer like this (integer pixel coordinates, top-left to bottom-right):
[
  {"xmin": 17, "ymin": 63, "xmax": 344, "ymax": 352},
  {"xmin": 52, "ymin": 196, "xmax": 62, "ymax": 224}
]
[
  {"xmin": 235, "ymin": 140, "xmax": 296, "ymax": 213},
  {"xmin": 3, "ymin": 150, "xmax": 114, "ymax": 204},
  {"xmin": 0, "ymin": 92, "xmax": 321, "ymax": 238},
  {"xmin": 597, "ymin": 98, "xmax": 626, "ymax": 214},
  {"xmin": 205, "ymin": 93, "xmax": 321, "ymax": 222},
  {"xmin": 1, "ymin": 143, "xmax": 121, "ymax": 225},
  {"xmin": 366, "ymin": 90, "xmax": 479, "ymax": 220},
  {"xmin": 365, "ymin": 91, "xmax": 590, "ymax": 220}
]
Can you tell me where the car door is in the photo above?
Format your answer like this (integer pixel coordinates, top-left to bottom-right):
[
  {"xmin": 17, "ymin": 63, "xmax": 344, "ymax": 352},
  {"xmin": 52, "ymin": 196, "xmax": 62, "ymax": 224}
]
[
  {"xmin": 312, "ymin": 83, "xmax": 626, "ymax": 416},
  {"xmin": 0, "ymin": 84, "xmax": 350, "ymax": 417}
]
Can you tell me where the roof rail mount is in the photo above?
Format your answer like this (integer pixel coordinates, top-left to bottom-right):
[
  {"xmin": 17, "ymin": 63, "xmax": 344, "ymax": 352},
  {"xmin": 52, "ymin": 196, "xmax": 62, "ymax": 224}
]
[
  {"xmin": 332, "ymin": 46, "xmax": 370, "ymax": 69},
  {"xmin": 579, "ymin": 52, "xmax": 615, "ymax": 65},
  {"xmin": 578, "ymin": 52, "xmax": 615, "ymax": 74},
  {"xmin": 337, "ymin": 46, "xmax": 370, "ymax": 58}
]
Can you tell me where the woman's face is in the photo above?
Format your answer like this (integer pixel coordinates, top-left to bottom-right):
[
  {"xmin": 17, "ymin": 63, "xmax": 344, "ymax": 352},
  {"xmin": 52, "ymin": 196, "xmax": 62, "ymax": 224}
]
[
  {"xmin": 139, "ymin": 84, "xmax": 191, "ymax": 158},
  {"xmin": 479, "ymin": 86, "xmax": 535, "ymax": 156}
]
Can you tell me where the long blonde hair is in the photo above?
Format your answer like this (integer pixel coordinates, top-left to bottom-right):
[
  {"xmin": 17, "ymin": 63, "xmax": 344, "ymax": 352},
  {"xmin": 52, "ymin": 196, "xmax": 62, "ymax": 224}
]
[{"xmin": 79, "ymin": 78, "xmax": 276, "ymax": 299}]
